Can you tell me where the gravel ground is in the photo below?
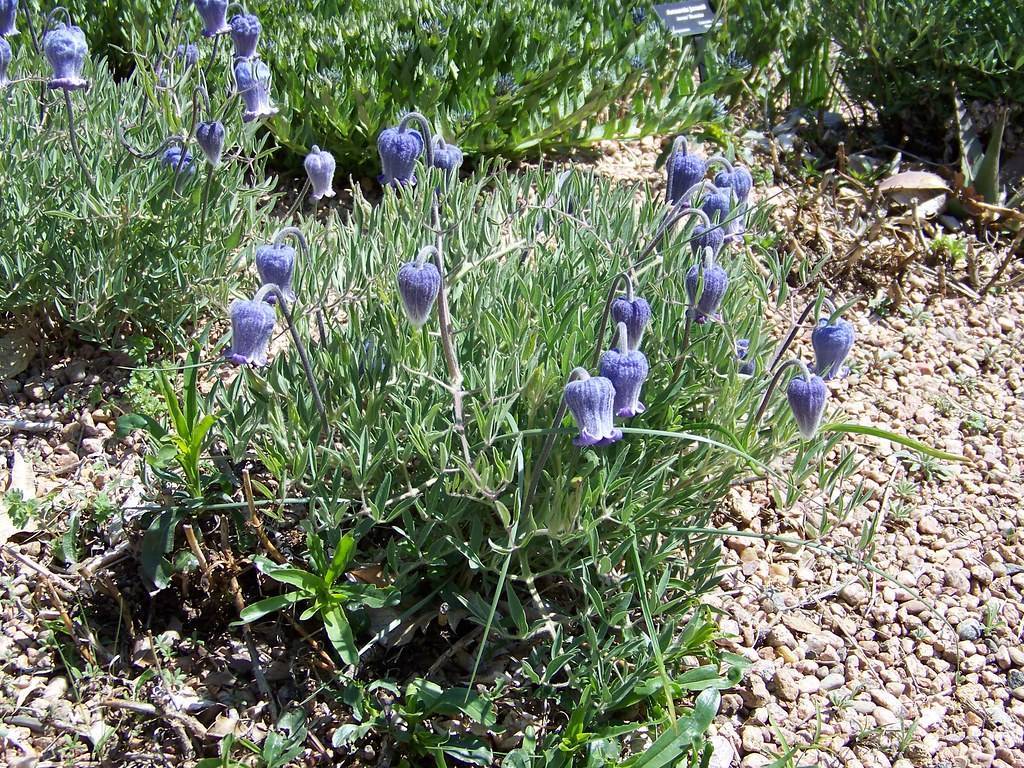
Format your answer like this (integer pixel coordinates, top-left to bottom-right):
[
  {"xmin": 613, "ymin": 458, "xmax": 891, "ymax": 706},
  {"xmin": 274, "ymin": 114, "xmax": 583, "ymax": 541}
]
[{"xmin": 2, "ymin": 133, "xmax": 1022, "ymax": 767}]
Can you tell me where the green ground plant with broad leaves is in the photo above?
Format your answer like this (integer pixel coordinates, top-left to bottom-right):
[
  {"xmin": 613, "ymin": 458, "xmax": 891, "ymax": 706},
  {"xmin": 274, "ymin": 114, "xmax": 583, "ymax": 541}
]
[{"xmin": 63, "ymin": 0, "xmax": 728, "ymax": 168}]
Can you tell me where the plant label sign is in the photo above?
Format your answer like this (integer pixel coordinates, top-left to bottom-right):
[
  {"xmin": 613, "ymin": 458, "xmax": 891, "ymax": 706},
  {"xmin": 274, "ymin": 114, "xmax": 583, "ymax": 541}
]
[{"xmin": 653, "ymin": 1, "xmax": 719, "ymax": 37}]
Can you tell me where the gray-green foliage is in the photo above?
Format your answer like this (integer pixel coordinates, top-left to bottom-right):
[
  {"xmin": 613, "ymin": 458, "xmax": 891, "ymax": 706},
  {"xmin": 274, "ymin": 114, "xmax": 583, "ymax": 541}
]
[
  {"xmin": 66, "ymin": 0, "xmax": 725, "ymax": 169},
  {"xmin": 0, "ymin": 41, "xmax": 277, "ymax": 346}
]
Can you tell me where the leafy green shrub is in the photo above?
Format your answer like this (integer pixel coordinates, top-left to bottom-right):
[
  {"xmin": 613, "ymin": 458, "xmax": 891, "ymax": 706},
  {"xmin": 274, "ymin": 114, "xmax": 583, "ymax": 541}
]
[
  {"xmin": 63, "ymin": 0, "xmax": 727, "ymax": 169},
  {"xmin": 816, "ymin": 0, "xmax": 1024, "ymax": 138},
  {"xmin": 0, "ymin": 28, "xmax": 277, "ymax": 346}
]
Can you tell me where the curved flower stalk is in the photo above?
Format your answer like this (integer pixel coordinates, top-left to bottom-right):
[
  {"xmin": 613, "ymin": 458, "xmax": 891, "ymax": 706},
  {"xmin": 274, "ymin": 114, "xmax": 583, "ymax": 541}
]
[
  {"xmin": 0, "ymin": 38, "xmax": 10, "ymax": 86},
  {"xmin": 256, "ymin": 227, "xmax": 308, "ymax": 304},
  {"xmin": 397, "ymin": 245, "xmax": 442, "ymax": 327},
  {"xmin": 195, "ymin": 0, "xmax": 230, "ymax": 37},
  {"xmin": 564, "ymin": 368, "xmax": 622, "ymax": 447},
  {"xmin": 749, "ymin": 358, "xmax": 827, "ymax": 439},
  {"xmin": 304, "ymin": 145, "xmax": 336, "ymax": 201},
  {"xmin": 44, "ymin": 12, "xmax": 95, "ymax": 191},
  {"xmin": 0, "ymin": 0, "xmax": 17, "ymax": 37},
  {"xmin": 234, "ymin": 58, "xmax": 277, "ymax": 122},
  {"xmin": 228, "ymin": 12, "xmax": 260, "ymax": 59},
  {"xmin": 666, "ymin": 136, "xmax": 707, "ymax": 206},
  {"xmin": 812, "ymin": 313, "xmax": 855, "ymax": 380},
  {"xmin": 600, "ymin": 322, "xmax": 649, "ymax": 418},
  {"xmin": 243, "ymin": 284, "xmax": 329, "ymax": 438}
]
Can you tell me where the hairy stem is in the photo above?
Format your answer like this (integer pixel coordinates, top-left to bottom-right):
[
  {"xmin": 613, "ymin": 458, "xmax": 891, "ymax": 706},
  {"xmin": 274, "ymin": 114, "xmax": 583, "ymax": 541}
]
[
  {"xmin": 748, "ymin": 358, "xmax": 808, "ymax": 436},
  {"xmin": 768, "ymin": 297, "xmax": 834, "ymax": 372},
  {"xmin": 590, "ymin": 272, "xmax": 633, "ymax": 368},
  {"xmin": 398, "ymin": 111, "xmax": 435, "ymax": 168},
  {"xmin": 63, "ymin": 91, "xmax": 97, "ymax": 193}
]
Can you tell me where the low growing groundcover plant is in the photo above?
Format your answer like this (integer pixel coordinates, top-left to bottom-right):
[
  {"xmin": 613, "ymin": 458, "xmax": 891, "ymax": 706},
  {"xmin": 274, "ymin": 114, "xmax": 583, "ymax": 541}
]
[{"xmin": 116, "ymin": 112, "xmax": 961, "ymax": 764}]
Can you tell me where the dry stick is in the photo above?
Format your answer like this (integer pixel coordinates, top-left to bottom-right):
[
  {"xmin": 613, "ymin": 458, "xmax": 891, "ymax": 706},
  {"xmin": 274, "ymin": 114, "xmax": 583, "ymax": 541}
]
[
  {"xmin": 253, "ymin": 284, "xmax": 328, "ymax": 440},
  {"xmin": 181, "ymin": 523, "xmax": 210, "ymax": 574},
  {"xmin": 1, "ymin": 545, "xmax": 77, "ymax": 593},
  {"xmin": 241, "ymin": 469, "xmax": 285, "ymax": 564},
  {"xmin": 979, "ymin": 227, "xmax": 1024, "ymax": 298}
]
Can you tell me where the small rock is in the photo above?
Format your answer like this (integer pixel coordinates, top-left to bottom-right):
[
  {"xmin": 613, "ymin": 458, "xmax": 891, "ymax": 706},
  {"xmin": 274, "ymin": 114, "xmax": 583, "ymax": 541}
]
[
  {"xmin": 772, "ymin": 668, "xmax": 800, "ymax": 702},
  {"xmin": 79, "ymin": 438, "xmax": 104, "ymax": 456},
  {"xmin": 709, "ymin": 735, "xmax": 736, "ymax": 768},
  {"xmin": 740, "ymin": 675, "xmax": 770, "ymax": 709},
  {"xmin": 917, "ymin": 516, "xmax": 942, "ymax": 536},
  {"xmin": 956, "ymin": 618, "xmax": 983, "ymax": 642},
  {"xmin": 741, "ymin": 725, "xmax": 765, "ymax": 754},
  {"xmin": 839, "ymin": 582, "xmax": 867, "ymax": 607},
  {"xmin": 821, "ymin": 673, "xmax": 845, "ymax": 691},
  {"xmin": 874, "ymin": 706, "xmax": 898, "ymax": 727}
]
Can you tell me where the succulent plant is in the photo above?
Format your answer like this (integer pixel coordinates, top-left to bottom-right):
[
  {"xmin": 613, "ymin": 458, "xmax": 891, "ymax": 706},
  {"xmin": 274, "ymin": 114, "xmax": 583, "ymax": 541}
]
[
  {"xmin": 812, "ymin": 317, "xmax": 855, "ymax": 380},
  {"xmin": 44, "ymin": 23, "xmax": 89, "ymax": 91},
  {"xmin": 225, "ymin": 297, "xmax": 276, "ymax": 366},
  {"xmin": 304, "ymin": 145, "xmax": 336, "ymax": 200},
  {"xmin": 564, "ymin": 371, "xmax": 622, "ymax": 447}
]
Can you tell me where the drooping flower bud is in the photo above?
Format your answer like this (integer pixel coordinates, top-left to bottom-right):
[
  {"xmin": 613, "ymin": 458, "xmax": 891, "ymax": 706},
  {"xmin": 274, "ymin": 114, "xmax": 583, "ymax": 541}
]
[
  {"xmin": 195, "ymin": 0, "xmax": 229, "ymax": 37},
  {"xmin": 610, "ymin": 295, "xmax": 652, "ymax": 352},
  {"xmin": 715, "ymin": 166, "xmax": 753, "ymax": 204},
  {"xmin": 228, "ymin": 13, "xmax": 260, "ymax": 59},
  {"xmin": 304, "ymin": 145, "xmax": 336, "ymax": 200},
  {"xmin": 690, "ymin": 223, "xmax": 725, "ymax": 258},
  {"xmin": 234, "ymin": 58, "xmax": 277, "ymax": 122},
  {"xmin": 0, "ymin": 38, "xmax": 10, "ymax": 86},
  {"xmin": 255, "ymin": 244, "xmax": 296, "ymax": 302},
  {"xmin": 812, "ymin": 317, "xmax": 855, "ymax": 380},
  {"xmin": 685, "ymin": 261, "xmax": 729, "ymax": 323},
  {"xmin": 0, "ymin": 0, "xmax": 17, "ymax": 37},
  {"xmin": 397, "ymin": 253, "xmax": 441, "ymax": 327},
  {"xmin": 786, "ymin": 372, "xmax": 828, "ymax": 439},
  {"xmin": 377, "ymin": 127, "xmax": 423, "ymax": 186},
  {"xmin": 564, "ymin": 371, "xmax": 622, "ymax": 447},
  {"xmin": 667, "ymin": 143, "xmax": 707, "ymax": 204},
  {"xmin": 44, "ymin": 23, "xmax": 88, "ymax": 91},
  {"xmin": 225, "ymin": 298, "xmax": 275, "ymax": 366},
  {"xmin": 175, "ymin": 42, "xmax": 200, "ymax": 70},
  {"xmin": 431, "ymin": 136, "xmax": 463, "ymax": 174},
  {"xmin": 160, "ymin": 146, "xmax": 196, "ymax": 176},
  {"xmin": 700, "ymin": 188, "xmax": 731, "ymax": 226},
  {"xmin": 196, "ymin": 120, "xmax": 225, "ymax": 166},
  {"xmin": 735, "ymin": 338, "xmax": 755, "ymax": 375},
  {"xmin": 599, "ymin": 323, "xmax": 649, "ymax": 418}
]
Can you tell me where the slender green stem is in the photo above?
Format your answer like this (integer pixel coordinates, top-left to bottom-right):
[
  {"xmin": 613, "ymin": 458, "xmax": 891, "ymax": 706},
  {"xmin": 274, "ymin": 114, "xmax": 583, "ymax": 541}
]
[
  {"xmin": 199, "ymin": 164, "xmax": 216, "ymax": 238},
  {"xmin": 630, "ymin": 536, "xmax": 677, "ymax": 726},
  {"xmin": 590, "ymin": 272, "xmax": 633, "ymax": 368},
  {"xmin": 63, "ymin": 91, "xmax": 97, "ymax": 193},
  {"xmin": 398, "ymin": 111, "xmax": 435, "ymax": 168},
  {"xmin": 254, "ymin": 284, "xmax": 328, "ymax": 440},
  {"xmin": 282, "ymin": 179, "xmax": 311, "ymax": 222}
]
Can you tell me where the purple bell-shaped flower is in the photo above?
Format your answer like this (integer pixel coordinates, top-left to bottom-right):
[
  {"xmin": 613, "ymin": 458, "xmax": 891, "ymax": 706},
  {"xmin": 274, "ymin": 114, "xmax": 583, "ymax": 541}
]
[
  {"xmin": 160, "ymin": 146, "xmax": 197, "ymax": 176},
  {"xmin": 377, "ymin": 126, "xmax": 423, "ymax": 186},
  {"xmin": 175, "ymin": 42, "xmax": 200, "ymax": 70},
  {"xmin": 225, "ymin": 298, "xmax": 275, "ymax": 366},
  {"xmin": 736, "ymin": 338, "xmax": 755, "ymax": 375},
  {"xmin": 397, "ymin": 248, "xmax": 441, "ymax": 327},
  {"xmin": 786, "ymin": 371, "xmax": 828, "ymax": 439},
  {"xmin": 599, "ymin": 323, "xmax": 650, "ymax": 418},
  {"xmin": 715, "ymin": 166, "xmax": 753, "ymax": 236},
  {"xmin": 0, "ymin": 38, "xmax": 11, "ymax": 86},
  {"xmin": 44, "ymin": 23, "xmax": 89, "ymax": 91},
  {"xmin": 690, "ymin": 223, "xmax": 725, "ymax": 258},
  {"xmin": 564, "ymin": 371, "xmax": 622, "ymax": 447},
  {"xmin": 228, "ymin": 13, "xmax": 260, "ymax": 58},
  {"xmin": 610, "ymin": 295, "xmax": 652, "ymax": 352},
  {"xmin": 685, "ymin": 256, "xmax": 729, "ymax": 324},
  {"xmin": 0, "ymin": 0, "xmax": 17, "ymax": 37},
  {"xmin": 256, "ymin": 244, "xmax": 296, "ymax": 303},
  {"xmin": 812, "ymin": 317, "xmax": 855, "ymax": 380},
  {"xmin": 700, "ymin": 188, "xmax": 732, "ymax": 226},
  {"xmin": 431, "ymin": 136, "xmax": 463, "ymax": 174},
  {"xmin": 304, "ymin": 145, "xmax": 336, "ymax": 200},
  {"xmin": 196, "ymin": 120, "xmax": 225, "ymax": 166},
  {"xmin": 195, "ymin": 0, "xmax": 230, "ymax": 37},
  {"xmin": 234, "ymin": 58, "xmax": 277, "ymax": 122},
  {"xmin": 666, "ymin": 138, "xmax": 707, "ymax": 204}
]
